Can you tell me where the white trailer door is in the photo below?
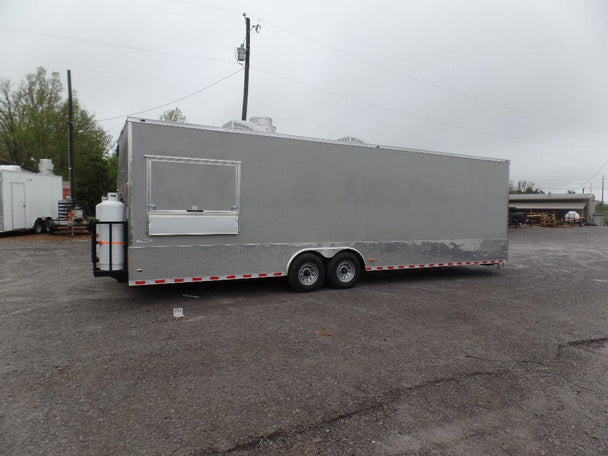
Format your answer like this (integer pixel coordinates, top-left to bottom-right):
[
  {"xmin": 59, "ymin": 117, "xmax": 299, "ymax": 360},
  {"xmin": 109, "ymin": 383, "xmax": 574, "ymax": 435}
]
[{"xmin": 11, "ymin": 182, "xmax": 26, "ymax": 230}]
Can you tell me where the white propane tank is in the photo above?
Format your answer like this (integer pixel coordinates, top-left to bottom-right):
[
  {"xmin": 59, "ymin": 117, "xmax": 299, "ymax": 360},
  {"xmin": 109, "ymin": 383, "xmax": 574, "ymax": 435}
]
[{"xmin": 96, "ymin": 193, "xmax": 126, "ymax": 271}]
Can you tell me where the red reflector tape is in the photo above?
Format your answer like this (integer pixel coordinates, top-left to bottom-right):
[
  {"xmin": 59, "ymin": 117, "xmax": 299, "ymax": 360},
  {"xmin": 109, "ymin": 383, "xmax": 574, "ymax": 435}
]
[{"xmin": 129, "ymin": 259, "xmax": 506, "ymax": 286}]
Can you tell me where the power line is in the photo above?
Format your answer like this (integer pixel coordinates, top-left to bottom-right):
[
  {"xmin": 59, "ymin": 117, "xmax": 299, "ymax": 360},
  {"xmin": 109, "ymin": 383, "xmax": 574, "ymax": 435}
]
[
  {"xmin": 514, "ymin": 162, "xmax": 608, "ymax": 192},
  {"xmin": 97, "ymin": 68, "xmax": 243, "ymax": 121},
  {"xmin": 254, "ymin": 66, "xmax": 608, "ymax": 150},
  {"xmin": 168, "ymin": 0, "xmax": 241, "ymax": 15},
  {"xmin": 573, "ymin": 158, "xmax": 608, "ymax": 191},
  {"xmin": 6, "ymin": 17, "xmax": 606, "ymax": 188},
  {"xmin": 261, "ymin": 18, "xmax": 605, "ymax": 129},
  {"xmin": 0, "ymin": 25, "xmax": 235, "ymax": 66},
  {"xmin": 7, "ymin": 6, "xmax": 603, "ymax": 135},
  {"xmin": 3, "ymin": 20, "xmax": 607, "ymax": 150},
  {"xmin": 158, "ymin": 0, "xmax": 605, "ymax": 129}
]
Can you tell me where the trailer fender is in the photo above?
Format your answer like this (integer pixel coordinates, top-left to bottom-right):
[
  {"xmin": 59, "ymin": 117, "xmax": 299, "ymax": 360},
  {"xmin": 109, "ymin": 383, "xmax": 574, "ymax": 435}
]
[{"xmin": 285, "ymin": 247, "xmax": 365, "ymax": 269}]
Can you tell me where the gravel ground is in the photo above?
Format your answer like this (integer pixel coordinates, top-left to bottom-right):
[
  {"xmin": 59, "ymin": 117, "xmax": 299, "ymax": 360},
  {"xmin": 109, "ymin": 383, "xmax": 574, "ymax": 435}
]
[{"xmin": 1, "ymin": 227, "xmax": 607, "ymax": 455}]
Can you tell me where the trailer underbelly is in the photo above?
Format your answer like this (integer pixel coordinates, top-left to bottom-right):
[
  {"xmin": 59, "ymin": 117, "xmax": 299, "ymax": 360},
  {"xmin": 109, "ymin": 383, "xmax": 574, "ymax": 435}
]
[{"xmin": 127, "ymin": 238, "xmax": 508, "ymax": 286}]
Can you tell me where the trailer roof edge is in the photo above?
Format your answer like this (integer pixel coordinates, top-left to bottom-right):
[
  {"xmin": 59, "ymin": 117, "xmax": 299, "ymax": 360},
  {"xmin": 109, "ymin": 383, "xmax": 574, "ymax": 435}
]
[{"xmin": 124, "ymin": 117, "xmax": 509, "ymax": 164}]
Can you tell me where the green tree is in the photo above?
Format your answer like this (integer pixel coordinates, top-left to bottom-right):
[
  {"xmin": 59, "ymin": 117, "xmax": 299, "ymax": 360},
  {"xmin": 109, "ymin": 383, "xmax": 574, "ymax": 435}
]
[
  {"xmin": 0, "ymin": 79, "xmax": 24, "ymax": 165},
  {"xmin": 0, "ymin": 67, "xmax": 114, "ymax": 211},
  {"xmin": 508, "ymin": 180, "xmax": 545, "ymax": 194},
  {"xmin": 160, "ymin": 107, "xmax": 187, "ymax": 123}
]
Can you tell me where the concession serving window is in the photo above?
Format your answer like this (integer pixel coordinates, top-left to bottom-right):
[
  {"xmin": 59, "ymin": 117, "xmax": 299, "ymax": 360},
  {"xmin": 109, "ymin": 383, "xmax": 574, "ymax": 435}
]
[{"xmin": 145, "ymin": 155, "xmax": 241, "ymax": 235}]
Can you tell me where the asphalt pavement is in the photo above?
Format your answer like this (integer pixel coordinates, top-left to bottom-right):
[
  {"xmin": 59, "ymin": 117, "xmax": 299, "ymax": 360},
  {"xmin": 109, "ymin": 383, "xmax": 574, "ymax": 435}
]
[{"xmin": 1, "ymin": 227, "xmax": 607, "ymax": 455}]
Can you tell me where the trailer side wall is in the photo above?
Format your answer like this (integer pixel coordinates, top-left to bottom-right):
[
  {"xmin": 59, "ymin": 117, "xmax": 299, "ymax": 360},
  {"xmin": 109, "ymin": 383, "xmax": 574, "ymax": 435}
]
[{"xmin": 122, "ymin": 120, "xmax": 508, "ymax": 284}]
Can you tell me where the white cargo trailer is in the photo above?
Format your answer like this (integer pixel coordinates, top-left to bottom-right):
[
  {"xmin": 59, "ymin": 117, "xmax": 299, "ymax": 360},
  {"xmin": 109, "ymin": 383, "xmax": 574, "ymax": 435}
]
[
  {"xmin": 0, "ymin": 160, "xmax": 62, "ymax": 234},
  {"xmin": 92, "ymin": 118, "xmax": 509, "ymax": 290}
]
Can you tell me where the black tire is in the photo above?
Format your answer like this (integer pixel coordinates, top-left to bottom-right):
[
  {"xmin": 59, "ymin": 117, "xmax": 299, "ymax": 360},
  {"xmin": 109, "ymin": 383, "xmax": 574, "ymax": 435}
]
[
  {"xmin": 44, "ymin": 218, "xmax": 55, "ymax": 234},
  {"xmin": 326, "ymin": 251, "xmax": 361, "ymax": 289},
  {"xmin": 288, "ymin": 253, "xmax": 325, "ymax": 292},
  {"xmin": 33, "ymin": 218, "xmax": 44, "ymax": 234}
]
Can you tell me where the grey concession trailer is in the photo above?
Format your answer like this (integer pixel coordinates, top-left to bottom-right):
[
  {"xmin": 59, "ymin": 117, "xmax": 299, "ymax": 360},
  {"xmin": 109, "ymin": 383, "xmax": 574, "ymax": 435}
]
[{"xmin": 92, "ymin": 118, "xmax": 509, "ymax": 290}]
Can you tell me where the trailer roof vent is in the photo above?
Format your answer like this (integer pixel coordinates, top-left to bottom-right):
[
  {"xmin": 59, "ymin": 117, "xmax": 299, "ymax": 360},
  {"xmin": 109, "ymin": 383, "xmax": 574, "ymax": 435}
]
[
  {"xmin": 337, "ymin": 136, "xmax": 367, "ymax": 144},
  {"xmin": 38, "ymin": 159, "xmax": 54, "ymax": 175},
  {"xmin": 223, "ymin": 117, "xmax": 276, "ymax": 134},
  {"xmin": 249, "ymin": 117, "xmax": 276, "ymax": 133},
  {"xmin": 223, "ymin": 120, "xmax": 258, "ymax": 132}
]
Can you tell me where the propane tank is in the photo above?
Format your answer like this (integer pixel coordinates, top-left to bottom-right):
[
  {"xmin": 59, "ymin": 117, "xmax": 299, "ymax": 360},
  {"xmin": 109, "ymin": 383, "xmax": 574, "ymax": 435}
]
[{"xmin": 96, "ymin": 192, "xmax": 126, "ymax": 271}]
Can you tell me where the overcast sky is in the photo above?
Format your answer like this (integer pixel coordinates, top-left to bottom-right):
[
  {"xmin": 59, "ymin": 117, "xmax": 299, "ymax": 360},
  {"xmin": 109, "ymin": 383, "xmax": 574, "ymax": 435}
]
[{"xmin": 2, "ymin": 0, "xmax": 608, "ymax": 196}]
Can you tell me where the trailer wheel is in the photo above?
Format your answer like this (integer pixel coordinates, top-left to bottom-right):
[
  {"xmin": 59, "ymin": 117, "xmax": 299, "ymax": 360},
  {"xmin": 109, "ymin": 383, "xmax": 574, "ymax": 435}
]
[
  {"xmin": 44, "ymin": 218, "xmax": 55, "ymax": 234},
  {"xmin": 326, "ymin": 251, "xmax": 361, "ymax": 289},
  {"xmin": 288, "ymin": 253, "xmax": 325, "ymax": 292},
  {"xmin": 32, "ymin": 219, "xmax": 44, "ymax": 234}
]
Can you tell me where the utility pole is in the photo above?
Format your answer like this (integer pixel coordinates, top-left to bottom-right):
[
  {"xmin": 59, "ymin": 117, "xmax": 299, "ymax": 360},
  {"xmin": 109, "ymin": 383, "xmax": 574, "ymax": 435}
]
[
  {"xmin": 241, "ymin": 14, "xmax": 251, "ymax": 121},
  {"xmin": 67, "ymin": 70, "xmax": 75, "ymax": 201},
  {"xmin": 602, "ymin": 175, "xmax": 605, "ymax": 203},
  {"xmin": 237, "ymin": 15, "xmax": 260, "ymax": 121}
]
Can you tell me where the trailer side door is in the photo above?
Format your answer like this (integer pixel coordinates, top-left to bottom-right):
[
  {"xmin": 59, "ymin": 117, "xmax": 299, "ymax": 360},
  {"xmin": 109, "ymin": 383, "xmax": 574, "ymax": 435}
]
[{"xmin": 11, "ymin": 182, "xmax": 26, "ymax": 230}]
